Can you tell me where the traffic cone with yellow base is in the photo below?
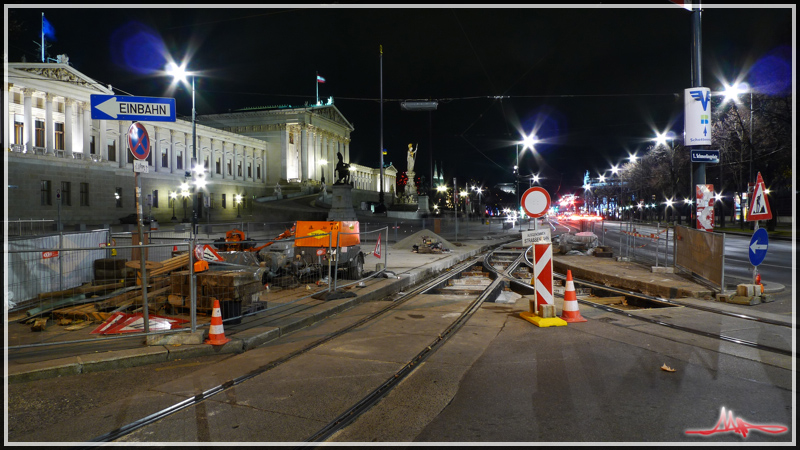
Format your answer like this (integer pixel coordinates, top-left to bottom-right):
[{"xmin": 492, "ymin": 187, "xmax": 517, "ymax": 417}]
[
  {"xmin": 560, "ymin": 270, "xmax": 587, "ymax": 323},
  {"xmin": 205, "ymin": 299, "xmax": 231, "ymax": 345}
]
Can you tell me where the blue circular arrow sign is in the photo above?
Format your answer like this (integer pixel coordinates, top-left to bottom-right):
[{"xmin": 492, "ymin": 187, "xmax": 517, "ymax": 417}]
[{"xmin": 748, "ymin": 228, "xmax": 769, "ymax": 266}]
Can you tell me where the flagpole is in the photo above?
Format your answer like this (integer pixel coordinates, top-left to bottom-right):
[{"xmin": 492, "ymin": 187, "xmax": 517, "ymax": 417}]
[
  {"xmin": 377, "ymin": 44, "xmax": 386, "ymax": 212},
  {"xmin": 41, "ymin": 13, "xmax": 45, "ymax": 63},
  {"xmin": 316, "ymin": 71, "xmax": 319, "ymax": 105}
]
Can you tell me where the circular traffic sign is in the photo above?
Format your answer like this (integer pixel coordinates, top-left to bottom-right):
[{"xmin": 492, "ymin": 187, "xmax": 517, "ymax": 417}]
[
  {"xmin": 748, "ymin": 227, "xmax": 769, "ymax": 266},
  {"xmin": 127, "ymin": 122, "xmax": 151, "ymax": 161},
  {"xmin": 521, "ymin": 187, "xmax": 551, "ymax": 218}
]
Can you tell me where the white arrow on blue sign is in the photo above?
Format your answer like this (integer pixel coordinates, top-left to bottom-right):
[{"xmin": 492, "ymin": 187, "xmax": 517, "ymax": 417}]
[
  {"xmin": 748, "ymin": 227, "xmax": 769, "ymax": 266},
  {"xmin": 91, "ymin": 95, "xmax": 176, "ymax": 122}
]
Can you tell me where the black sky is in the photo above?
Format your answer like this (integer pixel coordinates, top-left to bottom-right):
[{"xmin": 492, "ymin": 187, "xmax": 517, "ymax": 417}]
[{"xmin": 6, "ymin": 5, "xmax": 793, "ymax": 196}]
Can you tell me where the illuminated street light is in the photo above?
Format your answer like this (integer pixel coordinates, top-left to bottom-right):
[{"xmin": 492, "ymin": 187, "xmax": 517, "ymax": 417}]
[
  {"xmin": 167, "ymin": 61, "xmax": 200, "ymax": 234},
  {"xmin": 234, "ymin": 194, "xmax": 243, "ymax": 219},
  {"xmin": 169, "ymin": 191, "xmax": 178, "ymax": 221}
]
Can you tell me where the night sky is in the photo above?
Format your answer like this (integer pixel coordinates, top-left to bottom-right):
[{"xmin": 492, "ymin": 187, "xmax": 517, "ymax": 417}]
[{"xmin": 6, "ymin": 5, "xmax": 793, "ymax": 197}]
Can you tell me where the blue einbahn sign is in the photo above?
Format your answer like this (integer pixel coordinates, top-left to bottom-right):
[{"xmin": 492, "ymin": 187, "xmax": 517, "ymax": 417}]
[
  {"xmin": 91, "ymin": 95, "xmax": 176, "ymax": 122},
  {"xmin": 748, "ymin": 228, "xmax": 769, "ymax": 267}
]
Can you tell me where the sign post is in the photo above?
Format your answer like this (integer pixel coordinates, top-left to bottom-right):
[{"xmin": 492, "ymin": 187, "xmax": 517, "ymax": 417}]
[
  {"xmin": 746, "ymin": 172, "xmax": 772, "ymax": 284},
  {"xmin": 128, "ymin": 121, "xmax": 151, "ymax": 332}
]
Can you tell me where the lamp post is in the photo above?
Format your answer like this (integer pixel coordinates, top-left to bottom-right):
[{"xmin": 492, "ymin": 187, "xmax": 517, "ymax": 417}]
[
  {"xmin": 517, "ymin": 133, "xmax": 538, "ymax": 215},
  {"xmin": 168, "ymin": 62, "xmax": 200, "ymax": 235},
  {"xmin": 180, "ymin": 184, "xmax": 190, "ymax": 223},
  {"xmin": 654, "ymin": 131, "xmax": 677, "ymax": 224},
  {"xmin": 170, "ymin": 191, "xmax": 178, "ymax": 222}
]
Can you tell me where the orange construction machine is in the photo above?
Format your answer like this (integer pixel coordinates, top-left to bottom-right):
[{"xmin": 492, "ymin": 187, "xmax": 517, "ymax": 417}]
[{"xmin": 217, "ymin": 221, "xmax": 364, "ymax": 283}]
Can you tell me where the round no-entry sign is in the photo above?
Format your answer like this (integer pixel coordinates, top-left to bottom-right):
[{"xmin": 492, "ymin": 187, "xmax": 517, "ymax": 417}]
[
  {"xmin": 521, "ymin": 187, "xmax": 551, "ymax": 218},
  {"xmin": 127, "ymin": 122, "xmax": 151, "ymax": 161}
]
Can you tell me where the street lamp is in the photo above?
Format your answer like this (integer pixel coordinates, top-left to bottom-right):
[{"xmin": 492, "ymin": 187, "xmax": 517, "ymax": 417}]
[
  {"xmin": 169, "ymin": 191, "xmax": 178, "ymax": 222},
  {"xmin": 721, "ymin": 80, "xmax": 754, "ymax": 228},
  {"xmin": 234, "ymin": 194, "xmax": 243, "ymax": 219},
  {"xmin": 167, "ymin": 61, "xmax": 200, "ymax": 234},
  {"xmin": 180, "ymin": 182, "xmax": 190, "ymax": 222},
  {"xmin": 319, "ymin": 159, "xmax": 328, "ymax": 184},
  {"xmin": 516, "ymin": 132, "xmax": 538, "ymax": 215},
  {"xmin": 654, "ymin": 131, "xmax": 677, "ymax": 223}
]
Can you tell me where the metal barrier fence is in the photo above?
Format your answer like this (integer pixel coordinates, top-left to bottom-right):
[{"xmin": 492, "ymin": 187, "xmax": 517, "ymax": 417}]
[
  {"xmin": 674, "ymin": 224, "xmax": 725, "ymax": 292},
  {"xmin": 7, "ymin": 223, "xmax": 389, "ymax": 351},
  {"xmin": 4, "ymin": 219, "xmax": 58, "ymax": 237},
  {"xmin": 7, "ymin": 240, "xmax": 195, "ymax": 350},
  {"xmin": 6, "ymin": 229, "xmax": 112, "ymax": 309}
]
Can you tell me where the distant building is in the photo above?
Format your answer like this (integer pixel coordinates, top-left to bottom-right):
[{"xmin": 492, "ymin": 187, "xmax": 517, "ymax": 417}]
[
  {"xmin": 494, "ymin": 183, "xmax": 516, "ymax": 195},
  {"xmin": 5, "ymin": 57, "xmax": 389, "ymax": 228}
]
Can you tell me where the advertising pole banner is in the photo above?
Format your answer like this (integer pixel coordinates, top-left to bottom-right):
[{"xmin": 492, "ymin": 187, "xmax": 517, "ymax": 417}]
[
  {"xmin": 684, "ymin": 87, "xmax": 712, "ymax": 146},
  {"xmin": 696, "ymin": 184, "xmax": 714, "ymax": 232}
]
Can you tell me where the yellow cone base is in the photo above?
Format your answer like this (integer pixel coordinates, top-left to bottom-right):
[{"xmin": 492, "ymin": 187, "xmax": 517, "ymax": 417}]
[{"xmin": 520, "ymin": 312, "xmax": 568, "ymax": 327}]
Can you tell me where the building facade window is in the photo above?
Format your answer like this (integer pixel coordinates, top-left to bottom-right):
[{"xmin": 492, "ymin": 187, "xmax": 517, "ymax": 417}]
[
  {"xmin": 162, "ymin": 148, "xmax": 168, "ymax": 168},
  {"xmin": 41, "ymin": 180, "xmax": 52, "ymax": 206},
  {"xmin": 80, "ymin": 182, "xmax": 89, "ymax": 206},
  {"xmin": 227, "ymin": 160, "xmax": 232, "ymax": 176},
  {"xmin": 61, "ymin": 181, "xmax": 71, "ymax": 206},
  {"xmin": 152, "ymin": 190, "xmax": 159, "ymax": 208},
  {"xmin": 55, "ymin": 123, "xmax": 65, "ymax": 150},
  {"xmin": 108, "ymin": 138, "xmax": 117, "ymax": 162},
  {"xmin": 177, "ymin": 151, "xmax": 183, "ymax": 170},
  {"xmin": 216, "ymin": 158, "xmax": 221, "ymax": 174},
  {"xmin": 248, "ymin": 162, "xmax": 252, "ymax": 179},
  {"xmin": 14, "ymin": 121, "xmax": 23, "ymax": 146},
  {"xmin": 90, "ymin": 135, "xmax": 96, "ymax": 154},
  {"xmin": 238, "ymin": 162, "xmax": 242, "ymax": 177},
  {"xmin": 35, "ymin": 120, "xmax": 45, "ymax": 147},
  {"xmin": 257, "ymin": 165, "xmax": 261, "ymax": 180},
  {"xmin": 222, "ymin": 193, "xmax": 226, "ymax": 209},
  {"xmin": 115, "ymin": 187, "xmax": 123, "ymax": 208}
]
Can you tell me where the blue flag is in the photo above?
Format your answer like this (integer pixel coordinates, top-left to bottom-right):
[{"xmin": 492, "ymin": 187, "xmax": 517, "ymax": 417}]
[{"xmin": 42, "ymin": 14, "xmax": 56, "ymax": 40}]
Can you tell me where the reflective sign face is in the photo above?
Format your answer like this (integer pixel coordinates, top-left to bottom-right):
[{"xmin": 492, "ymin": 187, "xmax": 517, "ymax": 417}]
[
  {"xmin": 521, "ymin": 187, "xmax": 551, "ymax": 218},
  {"xmin": 127, "ymin": 122, "xmax": 151, "ymax": 161}
]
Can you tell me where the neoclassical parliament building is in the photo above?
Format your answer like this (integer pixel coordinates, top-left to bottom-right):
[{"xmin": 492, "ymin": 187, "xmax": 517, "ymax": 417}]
[{"xmin": 5, "ymin": 56, "xmax": 397, "ymax": 227}]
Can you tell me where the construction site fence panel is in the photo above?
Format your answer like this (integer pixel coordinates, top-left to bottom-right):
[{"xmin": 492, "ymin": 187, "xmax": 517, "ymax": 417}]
[
  {"xmin": 6, "ymin": 229, "xmax": 112, "ymax": 310},
  {"xmin": 674, "ymin": 224, "xmax": 725, "ymax": 291}
]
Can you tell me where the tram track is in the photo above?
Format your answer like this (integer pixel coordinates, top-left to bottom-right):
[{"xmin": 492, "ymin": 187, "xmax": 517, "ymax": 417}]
[
  {"xmin": 495, "ymin": 245, "xmax": 794, "ymax": 358},
  {"xmin": 86, "ymin": 251, "xmax": 516, "ymax": 444}
]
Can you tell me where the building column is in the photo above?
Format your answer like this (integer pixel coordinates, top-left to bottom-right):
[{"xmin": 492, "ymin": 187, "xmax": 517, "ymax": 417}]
[
  {"xmin": 82, "ymin": 101, "xmax": 91, "ymax": 155},
  {"xmin": 64, "ymin": 99, "xmax": 74, "ymax": 157},
  {"xmin": 99, "ymin": 119, "xmax": 107, "ymax": 161},
  {"xmin": 45, "ymin": 93, "xmax": 54, "ymax": 155},
  {"xmin": 23, "ymin": 89, "xmax": 34, "ymax": 152},
  {"xmin": 261, "ymin": 146, "xmax": 268, "ymax": 184},
  {"xmin": 222, "ymin": 143, "xmax": 229, "ymax": 180},
  {"xmin": 117, "ymin": 121, "xmax": 126, "ymax": 168},
  {"xmin": 154, "ymin": 126, "xmax": 163, "ymax": 173},
  {"xmin": 345, "ymin": 140, "xmax": 350, "ymax": 164}
]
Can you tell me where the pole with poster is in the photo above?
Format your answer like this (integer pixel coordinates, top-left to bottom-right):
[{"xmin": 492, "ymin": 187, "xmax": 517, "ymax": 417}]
[{"xmin": 746, "ymin": 172, "xmax": 773, "ymax": 285}]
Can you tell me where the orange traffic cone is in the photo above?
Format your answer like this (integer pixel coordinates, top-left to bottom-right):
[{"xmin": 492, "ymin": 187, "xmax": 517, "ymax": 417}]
[
  {"xmin": 560, "ymin": 270, "xmax": 587, "ymax": 323},
  {"xmin": 205, "ymin": 299, "xmax": 231, "ymax": 345}
]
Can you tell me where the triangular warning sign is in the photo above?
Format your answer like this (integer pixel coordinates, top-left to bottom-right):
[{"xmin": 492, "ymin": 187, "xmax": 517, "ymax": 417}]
[
  {"xmin": 373, "ymin": 233, "xmax": 382, "ymax": 258},
  {"xmin": 747, "ymin": 172, "xmax": 772, "ymax": 221},
  {"xmin": 194, "ymin": 244, "xmax": 224, "ymax": 262}
]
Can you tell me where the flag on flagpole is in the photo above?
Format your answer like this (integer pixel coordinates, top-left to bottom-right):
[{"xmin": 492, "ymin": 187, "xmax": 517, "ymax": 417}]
[
  {"xmin": 316, "ymin": 75, "xmax": 326, "ymax": 83},
  {"xmin": 373, "ymin": 233, "xmax": 382, "ymax": 258}
]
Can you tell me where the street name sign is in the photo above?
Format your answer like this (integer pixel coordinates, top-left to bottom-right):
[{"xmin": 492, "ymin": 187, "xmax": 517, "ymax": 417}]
[
  {"xmin": 91, "ymin": 94, "xmax": 176, "ymax": 122},
  {"xmin": 522, "ymin": 228, "xmax": 551, "ymax": 246},
  {"xmin": 748, "ymin": 228, "xmax": 768, "ymax": 266},
  {"xmin": 691, "ymin": 149, "xmax": 720, "ymax": 163}
]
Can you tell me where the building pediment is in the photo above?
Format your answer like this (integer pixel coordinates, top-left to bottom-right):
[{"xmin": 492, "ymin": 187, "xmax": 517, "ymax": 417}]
[
  {"xmin": 309, "ymin": 105, "xmax": 354, "ymax": 131},
  {"xmin": 8, "ymin": 62, "xmax": 113, "ymax": 94}
]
